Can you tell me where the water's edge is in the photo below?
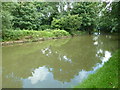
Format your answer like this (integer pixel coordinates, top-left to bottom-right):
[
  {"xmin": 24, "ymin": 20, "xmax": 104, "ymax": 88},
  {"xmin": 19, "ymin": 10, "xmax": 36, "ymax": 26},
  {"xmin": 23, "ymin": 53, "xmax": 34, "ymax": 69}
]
[{"xmin": 1, "ymin": 36, "xmax": 70, "ymax": 46}]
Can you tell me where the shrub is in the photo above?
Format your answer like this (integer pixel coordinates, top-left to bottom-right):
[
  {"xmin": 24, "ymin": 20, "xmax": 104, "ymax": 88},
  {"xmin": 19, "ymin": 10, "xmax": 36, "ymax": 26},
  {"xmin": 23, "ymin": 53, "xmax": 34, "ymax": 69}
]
[
  {"xmin": 51, "ymin": 15, "xmax": 82, "ymax": 33},
  {"xmin": 39, "ymin": 25, "xmax": 51, "ymax": 30},
  {"xmin": 2, "ymin": 29, "xmax": 70, "ymax": 41},
  {"xmin": 52, "ymin": 29, "xmax": 70, "ymax": 37}
]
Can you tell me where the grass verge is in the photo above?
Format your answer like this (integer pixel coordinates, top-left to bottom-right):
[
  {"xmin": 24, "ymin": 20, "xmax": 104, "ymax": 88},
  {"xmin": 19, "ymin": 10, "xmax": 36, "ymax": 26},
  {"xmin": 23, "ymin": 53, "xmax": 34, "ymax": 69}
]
[{"xmin": 75, "ymin": 50, "xmax": 119, "ymax": 88}]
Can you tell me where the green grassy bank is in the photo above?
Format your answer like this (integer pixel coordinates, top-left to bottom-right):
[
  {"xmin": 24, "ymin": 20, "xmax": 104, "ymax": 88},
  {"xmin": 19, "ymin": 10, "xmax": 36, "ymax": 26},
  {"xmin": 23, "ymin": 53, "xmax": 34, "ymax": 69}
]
[
  {"xmin": 75, "ymin": 50, "xmax": 119, "ymax": 88},
  {"xmin": 2, "ymin": 29, "xmax": 70, "ymax": 41}
]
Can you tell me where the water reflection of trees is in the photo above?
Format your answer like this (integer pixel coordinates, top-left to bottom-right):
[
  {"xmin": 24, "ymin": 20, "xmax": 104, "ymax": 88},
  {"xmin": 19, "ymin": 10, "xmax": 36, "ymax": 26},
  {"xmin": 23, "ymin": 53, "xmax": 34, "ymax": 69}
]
[
  {"xmin": 3, "ymin": 36, "xmax": 99, "ymax": 83},
  {"xmin": 2, "ymin": 35, "xmax": 119, "ymax": 88}
]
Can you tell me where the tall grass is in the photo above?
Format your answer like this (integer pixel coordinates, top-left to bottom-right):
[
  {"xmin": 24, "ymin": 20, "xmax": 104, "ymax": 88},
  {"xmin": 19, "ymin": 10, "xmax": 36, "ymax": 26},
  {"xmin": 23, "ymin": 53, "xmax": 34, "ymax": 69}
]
[{"xmin": 2, "ymin": 29, "xmax": 70, "ymax": 41}]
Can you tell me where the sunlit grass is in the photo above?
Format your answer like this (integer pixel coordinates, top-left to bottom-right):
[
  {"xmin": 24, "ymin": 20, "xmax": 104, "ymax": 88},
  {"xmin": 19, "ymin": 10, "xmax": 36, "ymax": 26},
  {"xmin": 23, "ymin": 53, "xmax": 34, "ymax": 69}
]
[{"xmin": 75, "ymin": 50, "xmax": 119, "ymax": 88}]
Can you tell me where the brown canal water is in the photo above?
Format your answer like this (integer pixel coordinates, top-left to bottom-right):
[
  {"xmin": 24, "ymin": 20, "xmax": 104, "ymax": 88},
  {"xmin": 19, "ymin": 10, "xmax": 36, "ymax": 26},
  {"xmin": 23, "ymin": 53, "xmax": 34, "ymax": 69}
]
[{"xmin": 2, "ymin": 34, "xmax": 119, "ymax": 88}]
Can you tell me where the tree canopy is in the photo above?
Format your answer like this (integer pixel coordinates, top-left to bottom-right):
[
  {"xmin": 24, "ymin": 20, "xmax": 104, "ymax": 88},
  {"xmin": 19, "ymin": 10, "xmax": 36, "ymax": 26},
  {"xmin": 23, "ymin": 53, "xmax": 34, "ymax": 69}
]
[{"xmin": 2, "ymin": 1, "xmax": 120, "ymax": 34}]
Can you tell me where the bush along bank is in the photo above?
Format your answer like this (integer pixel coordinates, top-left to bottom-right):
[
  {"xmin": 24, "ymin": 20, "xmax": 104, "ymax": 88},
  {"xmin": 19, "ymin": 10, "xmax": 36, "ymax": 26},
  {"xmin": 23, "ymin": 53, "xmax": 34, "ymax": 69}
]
[
  {"xmin": 1, "ymin": 29, "xmax": 70, "ymax": 45},
  {"xmin": 75, "ymin": 50, "xmax": 119, "ymax": 88}
]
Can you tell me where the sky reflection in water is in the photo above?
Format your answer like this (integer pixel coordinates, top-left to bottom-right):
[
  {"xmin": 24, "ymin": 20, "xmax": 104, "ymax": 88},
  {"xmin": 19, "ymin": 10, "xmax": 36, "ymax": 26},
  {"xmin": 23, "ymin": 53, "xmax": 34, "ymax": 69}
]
[
  {"xmin": 2, "ymin": 34, "xmax": 118, "ymax": 88},
  {"xmin": 23, "ymin": 48, "xmax": 111, "ymax": 88}
]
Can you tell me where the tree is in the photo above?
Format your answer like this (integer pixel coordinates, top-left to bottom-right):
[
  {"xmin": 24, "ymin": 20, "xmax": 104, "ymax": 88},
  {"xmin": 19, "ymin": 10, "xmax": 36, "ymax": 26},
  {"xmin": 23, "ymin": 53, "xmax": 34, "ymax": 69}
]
[
  {"xmin": 2, "ymin": 11, "xmax": 13, "ymax": 30},
  {"xmin": 51, "ymin": 14, "xmax": 82, "ymax": 34},
  {"xmin": 70, "ymin": 2, "xmax": 99, "ymax": 34},
  {"xmin": 98, "ymin": 2, "xmax": 120, "ymax": 33},
  {"xmin": 35, "ymin": 2, "xmax": 59, "ymax": 26},
  {"xmin": 10, "ymin": 2, "xmax": 43, "ymax": 30},
  {"xmin": 2, "ymin": 2, "xmax": 15, "ymax": 29}
]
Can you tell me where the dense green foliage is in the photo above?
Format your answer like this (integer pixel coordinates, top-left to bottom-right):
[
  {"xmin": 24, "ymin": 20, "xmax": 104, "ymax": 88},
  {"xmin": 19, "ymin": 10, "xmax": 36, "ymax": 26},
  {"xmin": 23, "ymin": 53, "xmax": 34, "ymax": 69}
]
[
  {"xmin": 2, "ymin": 2, "xmax": 59, "ymax": 30},
  {"xmin": 11, "ymin": 2, "xmax": 41, "ymax": 30},
  {"xmin": 98, "ymin": 2, "xmax": 120, "ymax": 33},
  {"xmin": 75, "ymin": 50, "xmax": 119, "ymax": 88},
  {"xmin": 2, "ymin": 11, "xmax": 13, "ymax": 29},
  {"xmin": 2, "ymin": 29, "xmax": 70, "ymax": 41},
  {"xmin": 70, "ymin": 2, "xmax": 99, "ymax": 34},
  {"xmin": 52, "ymin": 15, "xmax": 82, "ymax": 34},
  {"xmin": 1, "ymin": 1, "xmax": 120, "ymax": 41}
]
